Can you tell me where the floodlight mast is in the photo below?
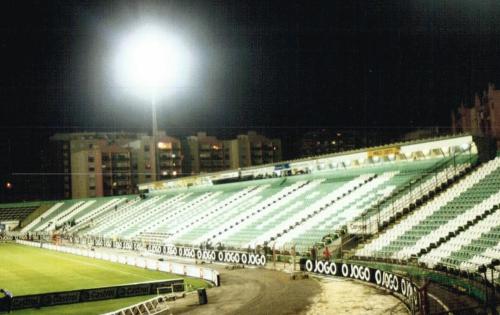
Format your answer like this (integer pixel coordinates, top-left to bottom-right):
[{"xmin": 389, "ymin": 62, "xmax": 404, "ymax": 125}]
[
  {"xmin": 151, "ymin": 92, "xmax": 159, "ymax": 181},
  {"xmin": 115, "ymin": 24, "xmax": 192, "ymax": 181},
  {"xmin": 151, "ymin": 94, "xmax": 158, "ymax": 139}
]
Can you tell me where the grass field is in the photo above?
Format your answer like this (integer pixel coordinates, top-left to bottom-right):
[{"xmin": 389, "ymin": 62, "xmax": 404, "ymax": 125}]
[{"xmin": 0, "ymin": 243, "xmax": 207, "ymax": 314}]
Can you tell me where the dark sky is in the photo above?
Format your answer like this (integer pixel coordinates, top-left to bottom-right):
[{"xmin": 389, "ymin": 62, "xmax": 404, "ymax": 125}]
[
  {"xmin": 1, "ymin": 0, "xmax": 500, "ymax": 198},
  {"xmin": 3, "ymin": 0, "xmax": 500, "ymax": 132}
]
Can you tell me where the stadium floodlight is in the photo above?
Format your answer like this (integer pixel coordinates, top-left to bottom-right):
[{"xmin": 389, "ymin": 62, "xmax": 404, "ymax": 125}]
[
  {"xmin": 115, "ymin": 25, "xmax": 192, "ymax": 96},
  {"xmin": 114, "ymin": 24, "xmax": 192, "ymax": 180},
  {"xmin": 460, "ymin": 143, "xmax": 471, "ymax": 152}
]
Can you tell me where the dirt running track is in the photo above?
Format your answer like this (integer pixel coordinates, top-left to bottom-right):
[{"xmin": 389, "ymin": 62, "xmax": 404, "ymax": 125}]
[
  {"xmin": 171, "ymin": 267, "xmax": 320, "ymax": 315},
  {"xmin": 169, "ymin": 265, "xmax": 408, "ymax": 315}
]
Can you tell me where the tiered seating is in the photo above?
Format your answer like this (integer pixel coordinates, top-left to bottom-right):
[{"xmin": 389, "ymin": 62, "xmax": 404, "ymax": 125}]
[
  {"xmin": 12, "ymin": 148, "xmax": 477, "ymax": 258},
  {"xmin": 198, "ymin": 179, "xmax": 323, "ymax": 247},
  {"xmin": 42, "ymin": 200, "xmax": 101, "ymax": 232},
  {"xmin": 117, "ymin": 194, "xmax": 195, "ymax": 238},
  {"xmin": 31, "ymin": 201, "xmax": 84, "ymax": 232},
  {"xmin": 75, "ymin": 197, "xmax": 141, "ymax": 232},
  {"xmin": 172, "ymin": 182, "xmax": 280, "ymax": 245},
  {"xmin": 271, "ymin": 173, "xmax": 396, "ymax": 252},
  {"xmin": 0, "ymin": 206, "xmax": 37, "ymax": 221},
  {"xmin": 128, "ymin": 192, "xmax": 222, "ymax": 239},
  {"xmin": 138, "ymin": 232, "xmax": 173, "ymax": 245},
  {"xmin": 53, "ymin": 156, "xmax": 452, "ymax": 251},
  {"xmin": 114, "ymin": 192, "xmax": 224, "ymax": 238},
  {"xmin": 420, "ymin": 199, "xmax": 500, "ymax": 274},
  {"xmin": 35, "ymin": 199, "xmax": 116, "ymax": 232},
  {"xmin": 85, "ymin": 195, "xmax": 170, "ymax": 236},
  {"xmin": 350, "ymin": 163, "xmax": 470, "ymax": 234},
  {"xmin": 247, "ymin": 176, "xmax": 370, "ymax": 249},
  {"xmin": 20, "ymin": 202, "xmax": 65, "ymax": 233},
  {"xmin": 357, "ymin": 158, "xmax": 500, "ymax": 259},
  {"xmin": 164, "ymin": 185, "xmax": 267, "ymax": 244},
  {"xmin": 66, "ymin": 198, "xmax": 127, "ymax": 233}
]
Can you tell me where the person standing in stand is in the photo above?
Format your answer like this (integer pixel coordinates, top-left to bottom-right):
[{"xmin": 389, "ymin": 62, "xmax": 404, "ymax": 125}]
[
  {"xmin": 323, "ymin": 246, "xmax": 331, "ymax": 261},
  {"xmin": 311, "ymin": 246, "xmax": 317, "ymax": 261}
]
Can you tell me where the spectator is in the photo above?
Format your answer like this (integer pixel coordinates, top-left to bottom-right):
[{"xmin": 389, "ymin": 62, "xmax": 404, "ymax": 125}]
[
  {"xmin": 311, "ymin": 247, "xmax": 317, "ymax": 261},
  {"xmin": 323, "ymin": 246, "xmax": 331, "ymax": 261}
]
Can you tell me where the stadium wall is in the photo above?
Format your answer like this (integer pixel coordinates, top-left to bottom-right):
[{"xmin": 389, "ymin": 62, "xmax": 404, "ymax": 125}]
[
  {"xmin": 6, "ymin": 279, "xmax": 184, "ymax": 311},
  {"xmin": 300, "ymin": 259, "xmax": 420, "ymax": 312},
  {"xmin": 70, "ymin": 236, "xmax": 267, "ymax": 267}
]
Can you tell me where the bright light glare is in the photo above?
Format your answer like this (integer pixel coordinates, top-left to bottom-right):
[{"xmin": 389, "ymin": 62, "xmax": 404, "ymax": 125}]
[{"xmin": 114, "ymin": 25, "xmax": 192, "ymax": 96}]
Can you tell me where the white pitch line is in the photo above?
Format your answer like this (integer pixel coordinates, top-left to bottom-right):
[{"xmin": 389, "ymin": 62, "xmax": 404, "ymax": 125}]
[{"xmin": 428, "ymin": 292, "xmax": 451, "ymax": 313}]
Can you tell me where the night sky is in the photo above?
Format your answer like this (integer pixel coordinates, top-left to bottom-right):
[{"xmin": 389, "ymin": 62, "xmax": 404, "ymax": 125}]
[{"xmin": 1, "ymin": 0, "xmax": 500, "ymax": 199}]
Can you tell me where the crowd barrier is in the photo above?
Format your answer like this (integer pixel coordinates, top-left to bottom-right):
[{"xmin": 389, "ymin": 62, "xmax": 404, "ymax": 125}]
[{"xmin": 16, "ymin": 240, "xmax": 220, "ymax": 286}]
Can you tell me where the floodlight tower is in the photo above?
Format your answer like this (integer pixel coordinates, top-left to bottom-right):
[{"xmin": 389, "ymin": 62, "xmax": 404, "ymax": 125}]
[{"xmin": 115, "ymin": 25, "xmax": 191, "ymax": 180}]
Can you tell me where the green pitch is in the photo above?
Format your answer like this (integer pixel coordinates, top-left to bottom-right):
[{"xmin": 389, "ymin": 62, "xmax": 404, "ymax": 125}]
[{"xmin": 0, "ymin": 243, "xmax": 207, "ymax": 314}]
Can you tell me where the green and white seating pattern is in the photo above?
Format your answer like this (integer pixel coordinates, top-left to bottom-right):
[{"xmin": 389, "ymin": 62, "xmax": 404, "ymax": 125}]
[
  {"xmin": 67, "ymin": 198, "xmax": 126, "ymax": 232},
  {"xmin": 62, "ymin": 157, "xmax": 452, "ymax": 251},
  {"xmin": 468, "ymin": 245, "xmax": 500, "ymax": 281},
  {"xmin": 20, "ymin": 202, "xmax": 65, "ymax": 233},
  {"xmin": 172, "ymin": 186, "xmax": 277, "ymax": 245},
  {"xmin": 247, "ymin": 175, "xmax": 373, "ymax": 249},
  {"xmin": 43, "ymin": 200, "xmax": 102, "ymax": 232},
  {"xmin": 36, "ymin": 201, "xmax": 89, "ymax": 232},
  {"xmin": 131, "ymin": 192, "xmax": 222, "ymax": 239},
  {"xmin": 164, "ymin": 186, "xmax": 267, "ymax": 244},
  {"xmin": 18, "ymin": 154, "xmax": 479, "ymax": 256},
  {"xmin": 105, "ymin": 194, "xmax": 194, "ymax": 238},
  {"xmin": 199, "ymin": 180, "xmax": 323, "ymax": 247},
  {"xmin": 398, "ymin": 190, "xmax": 500, "ymax": 259},
  {"xmin": 81, "ymin": 198, "xmax": 141, "ymax": 230},
  {"xmin": 357, "ymin": 158, "xmax": 500, "ymax": 259},
  {"xmin": 86, "ymin": 196, "xmax": 167, "ymax": 235},
  {"xmin": 350, "ymin": 164, "xmax": 469, "ymax": 234},
  {"xmin": 419, "ymin": 197, "xmax": 500, "ymax": 273},
  {"xmin": 272, "ymin": 173, "xmax": 397, "ymax": 252}
]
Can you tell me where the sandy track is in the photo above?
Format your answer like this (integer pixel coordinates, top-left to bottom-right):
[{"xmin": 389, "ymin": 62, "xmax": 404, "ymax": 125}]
[
  {"xmin": 305, "ymin": 277, "xmax": 408, "ymax": 315},
  {"xmin": 171, "ymin": 267, "xmax": 320, "ymax": 315},
  {"xmin": 169, "ymin": 265, "xmax": 408, "ymax": 315}
]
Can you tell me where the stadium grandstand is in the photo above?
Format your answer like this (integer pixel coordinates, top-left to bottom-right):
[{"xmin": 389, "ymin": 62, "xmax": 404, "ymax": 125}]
[{"xmin": 2, "ymin": 133, "xmax": 500, "ymax": 314}]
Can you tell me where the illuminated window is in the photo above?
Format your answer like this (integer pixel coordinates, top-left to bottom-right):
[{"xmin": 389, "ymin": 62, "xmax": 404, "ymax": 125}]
[{"xmin": 158, "ymin": 142, "xmax": 172, "ymax": 149}]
